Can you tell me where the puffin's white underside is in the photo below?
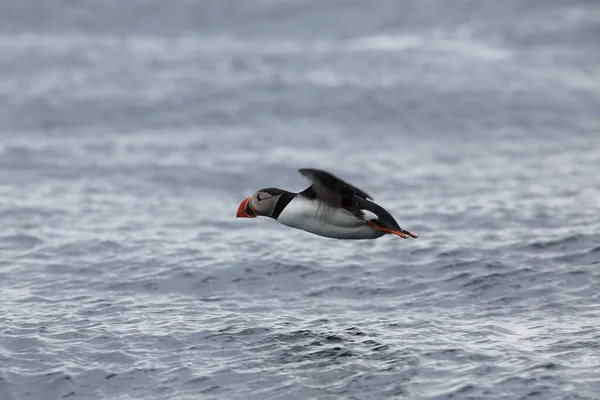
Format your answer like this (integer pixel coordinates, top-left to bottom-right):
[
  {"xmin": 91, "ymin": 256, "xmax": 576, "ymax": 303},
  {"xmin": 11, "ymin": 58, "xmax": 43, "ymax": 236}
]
[{"xmin": 277, "ymin": 196, "xmax": 383, "ymax": 239}]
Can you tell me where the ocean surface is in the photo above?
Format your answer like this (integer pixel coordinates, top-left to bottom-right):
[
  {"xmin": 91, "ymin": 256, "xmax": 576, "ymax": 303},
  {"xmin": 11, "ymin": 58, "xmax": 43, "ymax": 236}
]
[{"xmin": 1, "ymin": 0, "xmax": 600, "ymax": 399}]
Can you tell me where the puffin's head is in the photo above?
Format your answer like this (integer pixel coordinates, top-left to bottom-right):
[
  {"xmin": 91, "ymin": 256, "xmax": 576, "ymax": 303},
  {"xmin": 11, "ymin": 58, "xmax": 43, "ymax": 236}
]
[{"xmin": 236, "ymin": 188, "xmax": 283, "ymax": 219}]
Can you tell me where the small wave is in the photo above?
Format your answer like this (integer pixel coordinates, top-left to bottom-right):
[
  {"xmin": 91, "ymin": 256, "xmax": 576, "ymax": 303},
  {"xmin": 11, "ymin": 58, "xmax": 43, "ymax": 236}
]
[
  {"xmin": 306, "ymin": 285, "xmax": 397, "ymax": 299},
  {"xmin": 0, "ymin": 234, "xmax": 44, "ymax": 250},
  {"xmin": 462, "ymin": 272, "xmax": 512, "ymax": 289},
  {"xmin": 526, "ymin": 234, "xmax": 586, "ymax": 250},
  {"xmin": 588, "ymin": 246, "xmax": 600, "ymax": 254},
  {"xmin": 257, "ymin": 326, "xmax": 397, "ymax": 370},
  {"xmin": 551, "ymin": 243, "xmax": 600, "ymax": 266},
  {"xmin": 265, "ymin": 262, "xmax": 313, "ymax": 276},
  {"xmin": 54, "ymin": 240, "xmax": 125, "ymax": 257}
]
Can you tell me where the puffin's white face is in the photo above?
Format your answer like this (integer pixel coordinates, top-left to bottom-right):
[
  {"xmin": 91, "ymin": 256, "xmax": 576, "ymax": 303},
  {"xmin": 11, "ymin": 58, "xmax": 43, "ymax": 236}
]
[{"xmin": 236, "ymin": 190, "xmax": 281, "ymax": 218}]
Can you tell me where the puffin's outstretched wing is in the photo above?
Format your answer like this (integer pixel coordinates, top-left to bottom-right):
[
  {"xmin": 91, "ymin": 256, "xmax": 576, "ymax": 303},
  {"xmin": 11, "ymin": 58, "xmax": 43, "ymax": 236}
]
[{"xmin": 298, "ymin": 168, "xmax": 373, "ymax": 208}]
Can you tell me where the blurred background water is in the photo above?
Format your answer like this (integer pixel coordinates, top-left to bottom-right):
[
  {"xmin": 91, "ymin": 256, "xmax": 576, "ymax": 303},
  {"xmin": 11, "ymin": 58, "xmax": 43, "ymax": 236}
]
[{"xmin": 1, "ymin": 0, "xmax": 600, "ymax": 399}]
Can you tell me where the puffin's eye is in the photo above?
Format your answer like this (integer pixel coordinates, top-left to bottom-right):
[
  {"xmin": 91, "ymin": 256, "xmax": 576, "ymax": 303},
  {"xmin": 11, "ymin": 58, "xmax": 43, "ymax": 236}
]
[{"xmin": 256, "ymin": 192, "xmax": 271, "ymax": 201}]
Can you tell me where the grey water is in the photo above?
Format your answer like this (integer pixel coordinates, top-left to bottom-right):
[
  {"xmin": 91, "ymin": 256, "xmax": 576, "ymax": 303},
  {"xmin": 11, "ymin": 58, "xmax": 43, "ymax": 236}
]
[{"xmin": 1, "ymin": 0, "xmax": 600, "ymax": 399}]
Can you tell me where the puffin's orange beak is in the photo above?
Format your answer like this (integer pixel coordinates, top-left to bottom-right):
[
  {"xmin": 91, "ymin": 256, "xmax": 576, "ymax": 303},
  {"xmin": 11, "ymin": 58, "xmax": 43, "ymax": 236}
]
[{"xmin": 236, "ymin": 197, "xmax": 256, "ymax": 218}]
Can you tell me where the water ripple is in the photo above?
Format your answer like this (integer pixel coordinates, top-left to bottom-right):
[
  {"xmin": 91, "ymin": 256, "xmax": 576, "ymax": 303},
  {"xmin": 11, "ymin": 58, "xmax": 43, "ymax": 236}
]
[{"xmin": 2, "ymin": 0, "xmax": 600, "ymax": 398}]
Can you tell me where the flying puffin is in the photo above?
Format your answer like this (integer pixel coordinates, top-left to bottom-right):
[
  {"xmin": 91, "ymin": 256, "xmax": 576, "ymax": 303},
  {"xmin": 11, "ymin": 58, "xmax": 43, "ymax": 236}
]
[{"xmin": 236, "ymin": 168, "xmax": 418, "ymax": 240}]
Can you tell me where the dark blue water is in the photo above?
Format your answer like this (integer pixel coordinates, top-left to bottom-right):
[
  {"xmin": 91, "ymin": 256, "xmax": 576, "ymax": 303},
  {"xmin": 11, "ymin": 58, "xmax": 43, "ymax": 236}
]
[{"xmin": 1, "ymin": 0, "xmax": 599, "ymax": 399}]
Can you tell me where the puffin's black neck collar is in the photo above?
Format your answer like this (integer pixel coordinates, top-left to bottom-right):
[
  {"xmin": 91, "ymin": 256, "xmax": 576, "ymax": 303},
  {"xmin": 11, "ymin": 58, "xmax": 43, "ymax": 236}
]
[{"xmin": 266, "ymin": 189, "xmax": 296, "ymax": 219}]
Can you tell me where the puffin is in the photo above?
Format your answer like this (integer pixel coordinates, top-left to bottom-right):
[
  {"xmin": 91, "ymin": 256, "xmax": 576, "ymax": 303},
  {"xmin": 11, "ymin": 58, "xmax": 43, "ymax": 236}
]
[{"xmin": 236, "ymin": 168, "xmax": 418, "ymax": 240}]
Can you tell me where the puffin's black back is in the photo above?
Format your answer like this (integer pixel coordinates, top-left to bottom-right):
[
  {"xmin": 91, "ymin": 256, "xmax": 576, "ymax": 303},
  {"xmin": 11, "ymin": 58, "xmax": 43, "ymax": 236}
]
[
  {"xmin": 298, "ymin": 168, "xmax": 375, "ymax": 218},
  {"xmin": 298, "ymin": 168, "xmax": 373, "ymax": 205}
]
